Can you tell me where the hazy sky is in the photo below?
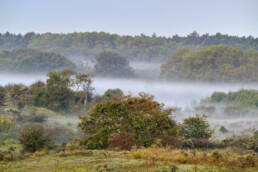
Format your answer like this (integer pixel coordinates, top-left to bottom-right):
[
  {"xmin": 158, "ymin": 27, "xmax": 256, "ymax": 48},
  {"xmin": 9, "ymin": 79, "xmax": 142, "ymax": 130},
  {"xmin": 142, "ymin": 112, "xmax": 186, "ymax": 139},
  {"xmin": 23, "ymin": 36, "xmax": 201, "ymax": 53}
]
[{"xmin": 0, "ymin": 0, "xmax": 257, "ymax": 37}]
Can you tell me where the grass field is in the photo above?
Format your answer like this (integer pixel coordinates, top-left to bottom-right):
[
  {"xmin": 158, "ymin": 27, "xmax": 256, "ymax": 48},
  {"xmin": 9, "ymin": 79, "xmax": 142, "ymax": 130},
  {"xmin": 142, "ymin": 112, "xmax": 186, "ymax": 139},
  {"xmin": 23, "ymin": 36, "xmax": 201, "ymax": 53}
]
[{"xmin": 0, "ymin": 143, "xmax": 257, "ymax": 172}]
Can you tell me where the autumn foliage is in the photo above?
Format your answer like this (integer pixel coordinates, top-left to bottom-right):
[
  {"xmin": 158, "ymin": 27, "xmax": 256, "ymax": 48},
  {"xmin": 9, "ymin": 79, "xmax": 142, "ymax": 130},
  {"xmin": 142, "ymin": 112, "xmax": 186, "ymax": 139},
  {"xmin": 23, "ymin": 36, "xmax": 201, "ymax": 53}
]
[{"xmin": 78, "ymin": 92, "xmax": 177, "ymax": 148}]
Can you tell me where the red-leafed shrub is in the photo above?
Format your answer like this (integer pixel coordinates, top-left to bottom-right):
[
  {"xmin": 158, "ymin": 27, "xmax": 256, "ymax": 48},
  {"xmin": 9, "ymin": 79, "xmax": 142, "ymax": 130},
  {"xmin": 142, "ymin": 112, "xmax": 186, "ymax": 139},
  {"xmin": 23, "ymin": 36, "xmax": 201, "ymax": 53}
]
[
  {"xmin": 108, "ymin": 132, "xmax": 136, "ymax": 150},
  {"xmin": 161, "ymin": 136, "xmax": 179, "ymax": 148}
]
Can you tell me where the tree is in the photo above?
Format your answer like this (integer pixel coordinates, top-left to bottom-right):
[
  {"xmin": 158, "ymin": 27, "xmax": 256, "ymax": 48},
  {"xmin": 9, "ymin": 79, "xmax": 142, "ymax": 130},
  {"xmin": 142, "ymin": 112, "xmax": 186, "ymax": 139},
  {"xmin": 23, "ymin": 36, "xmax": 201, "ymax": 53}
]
[
  {"xmin": 46, "ymin": 68, "xmax": 92, "ymax": 109},
  {"xmin": 94, "ymin": 51, "xmax": 134, "ymax": 77},
  {"xmin": 73, "ymin": 73, "xmax": 93, "ymax": 107},
  {"xmin": 46, "ymin": 69, "xmax": 73, "ymax": 109},
  {"xmin": 180, "ymin": 114, "xmax": 213, "ymax": 139},
  {"xmin": 78, "ymin": 92, "xmax": 177, "ymax": 149}
]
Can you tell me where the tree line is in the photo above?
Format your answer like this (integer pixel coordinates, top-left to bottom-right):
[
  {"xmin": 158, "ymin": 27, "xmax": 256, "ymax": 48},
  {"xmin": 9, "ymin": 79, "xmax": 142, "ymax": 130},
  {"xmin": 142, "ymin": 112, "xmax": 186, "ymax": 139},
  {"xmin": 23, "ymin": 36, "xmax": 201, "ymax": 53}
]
[{"xmin": 0, "ymin": 31, "xmax": 257, "ymax": 62}]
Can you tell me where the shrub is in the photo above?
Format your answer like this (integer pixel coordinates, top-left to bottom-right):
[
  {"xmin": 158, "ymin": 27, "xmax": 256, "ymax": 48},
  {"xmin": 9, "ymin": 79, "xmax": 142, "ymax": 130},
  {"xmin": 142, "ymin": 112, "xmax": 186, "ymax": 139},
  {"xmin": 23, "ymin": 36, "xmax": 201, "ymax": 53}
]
[
  {"xmin": 0, "ymin": 115, "xmax": 15, "ymax": 133},
  {"xmin": 78, "ymin": 93, "xmax": 177, "ymax": 148},
  {"xmin": 246, "ymin": 137, "xmax": 258, "ymax": 152},
  {"xmin": 0, "ymin": 86, "xmax": 6, "ymax": 106},
  {"xmin": 4, "ymin": 139, "xmax": 16, "ymax": 145},
  {"xmin": 133, "ymin": 151, "xmax": 143, "ymax": 159},
  {"xmin": 108, "ymin": 132, "xmax": 136, "ymax": 150},
  {"xmin": 0, "ymin": 152, "xmax": 4, "ymax": 160},
  {"xmin": 211, "ymin": 150, "xmax": 222, "ymax": 162},
  {"xmin": 82, "ymin": 128, "xmax": 110, "ymax": 149},
  {"xmin": 18, "ymin": 125, "xmax": 51, "ymax": 153},
  {"xmin": 34, "ymin": 149, "xmax": 48, "ymax": 157},
  {"xmin": 4, "ymin": 153, "xmax": 14, "ymax": 161},
  {"xmin": 180, "ymin": 114, "xmax": 213, "ymax": 139},
  {"xmin": 10, "ymin": 84, "xmax": 24, "ymax": 98},
  {"xmin": 17, "ymin": 101, "xmax": 25, "ymax": 109},
  {"xmin": 240, "ymin": 155, "xmax": 256, "ymax": 168},
  {"xmin": 177, "ymin": 154, "xmax": 188, "ymax": 164},
  {"xmin": 161, "ymin": 136, "xmax": 179, "ymax": 148},
  {"xmin": 219, "ymin": 126, "xmax": 229, "ymax": 133}
]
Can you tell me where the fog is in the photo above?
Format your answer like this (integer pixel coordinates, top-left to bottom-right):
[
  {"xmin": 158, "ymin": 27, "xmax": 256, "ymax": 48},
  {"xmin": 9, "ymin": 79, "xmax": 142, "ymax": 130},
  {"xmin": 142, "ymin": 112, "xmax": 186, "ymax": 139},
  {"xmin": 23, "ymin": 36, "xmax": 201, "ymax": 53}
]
[
  {"xmin": 93, "ymin": 78, "xmax": 258, "ymax": 108},
  {"xmin": 1, "ymin": 73, "xmax": 258, "ymax": 109}
]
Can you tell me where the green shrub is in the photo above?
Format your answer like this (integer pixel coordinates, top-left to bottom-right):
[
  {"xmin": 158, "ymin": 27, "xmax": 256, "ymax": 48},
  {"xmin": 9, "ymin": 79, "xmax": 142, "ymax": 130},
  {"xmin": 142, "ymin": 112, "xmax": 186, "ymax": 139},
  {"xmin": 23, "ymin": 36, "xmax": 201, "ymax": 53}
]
[
  {"xmin": 0, "ymin": 115, "xmax": 15, "ymax": 133},
  {"xmin": 246, "ymin": 137, "xmax": 258, "ymax": 152},
  {"xmin": 180, "ymin": 114, "xmax": 213, "ymax": 139},
  {"xmin": 18, "ymin": 125, "xmax": 51, "ymax": 153},
  {"xmin": 83, "ymin": 128, "xmax": 110, "ymax": 149}
]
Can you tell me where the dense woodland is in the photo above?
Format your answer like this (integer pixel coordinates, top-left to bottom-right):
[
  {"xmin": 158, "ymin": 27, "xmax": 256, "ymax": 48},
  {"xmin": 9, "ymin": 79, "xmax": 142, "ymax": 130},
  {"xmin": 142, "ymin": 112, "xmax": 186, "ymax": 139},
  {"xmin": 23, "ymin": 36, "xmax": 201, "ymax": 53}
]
[
  {"xmin": 0, "ymin": 31, "xmax": 257, "ymax": 62},
  {"xmin": 160, "ymin": 45, "xmax": 258, "ymax": 82},
  {"xmin": 0, "ymin": 49, "xmax": 75, "ymax": 73}
]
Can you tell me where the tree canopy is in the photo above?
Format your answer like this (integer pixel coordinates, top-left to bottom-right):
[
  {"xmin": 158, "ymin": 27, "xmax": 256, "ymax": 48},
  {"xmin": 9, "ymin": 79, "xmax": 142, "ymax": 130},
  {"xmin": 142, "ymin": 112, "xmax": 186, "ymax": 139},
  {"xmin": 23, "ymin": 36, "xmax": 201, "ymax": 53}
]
[
  {"xmin": 1, "ymin": 31, "xmax": 257, "ymax": 62},
  {"xmin": 94, "ymin": 51, "xmax": 134, "ymax": 78},
  {"xmin": 160, "ymin": 45, "xmax": 258, "ymax": 82},
  {"xmin": 0, "ymin": 48, "xmax": 75, "ymax": 73}
]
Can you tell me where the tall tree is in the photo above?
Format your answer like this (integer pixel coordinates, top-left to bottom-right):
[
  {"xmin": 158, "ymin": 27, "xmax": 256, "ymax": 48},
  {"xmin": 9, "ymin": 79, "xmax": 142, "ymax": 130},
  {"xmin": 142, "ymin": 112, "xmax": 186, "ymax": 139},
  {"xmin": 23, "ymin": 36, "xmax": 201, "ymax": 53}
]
[{"xmin": 94, "ymin": 51, "xmax": 134, "ymax": 78}]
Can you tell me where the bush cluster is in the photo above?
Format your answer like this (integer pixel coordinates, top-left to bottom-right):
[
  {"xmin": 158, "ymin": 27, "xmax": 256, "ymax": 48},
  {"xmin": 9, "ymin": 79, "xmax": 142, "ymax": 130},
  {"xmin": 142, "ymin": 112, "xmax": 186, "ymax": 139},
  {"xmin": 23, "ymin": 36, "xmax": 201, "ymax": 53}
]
[{"xmin": 78, "ymin": 93, "xmax": 213, "ymax": 150}]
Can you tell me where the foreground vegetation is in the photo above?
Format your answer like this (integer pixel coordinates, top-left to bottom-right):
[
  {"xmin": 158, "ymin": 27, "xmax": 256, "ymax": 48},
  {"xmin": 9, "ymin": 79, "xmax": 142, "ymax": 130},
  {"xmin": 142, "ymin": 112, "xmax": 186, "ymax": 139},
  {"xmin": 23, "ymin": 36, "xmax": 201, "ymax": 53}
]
[{"xmin": 0, "ymin": 141, "xmax": 257, "ymax": 172}]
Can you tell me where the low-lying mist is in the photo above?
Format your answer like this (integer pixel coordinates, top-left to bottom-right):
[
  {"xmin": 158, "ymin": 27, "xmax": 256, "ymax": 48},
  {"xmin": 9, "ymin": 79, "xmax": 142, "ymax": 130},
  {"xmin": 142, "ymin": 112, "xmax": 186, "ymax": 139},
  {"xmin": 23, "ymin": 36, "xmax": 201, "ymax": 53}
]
[
  {"xmin": 92, "ymin": 77, "xmax": 258, "ymax": 108},
  {"xmin": 1, "ymin": 73, "xmax": 258, "ymax": 109}
]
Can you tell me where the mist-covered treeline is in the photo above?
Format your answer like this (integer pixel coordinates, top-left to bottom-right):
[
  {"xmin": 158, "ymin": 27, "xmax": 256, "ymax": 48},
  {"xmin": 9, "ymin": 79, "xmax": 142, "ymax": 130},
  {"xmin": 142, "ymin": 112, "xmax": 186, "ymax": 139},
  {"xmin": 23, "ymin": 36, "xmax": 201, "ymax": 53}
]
[
  {"xmin": 160, "ymin": 45, "xmax": 258, "ymax": 82},
  {"xmin": 0, "ymin": 31, "xmax": 257, "ymax": 62},
  {"xmin": 0, "ymin": 49, "xmax": 75, "ymax": 73}
]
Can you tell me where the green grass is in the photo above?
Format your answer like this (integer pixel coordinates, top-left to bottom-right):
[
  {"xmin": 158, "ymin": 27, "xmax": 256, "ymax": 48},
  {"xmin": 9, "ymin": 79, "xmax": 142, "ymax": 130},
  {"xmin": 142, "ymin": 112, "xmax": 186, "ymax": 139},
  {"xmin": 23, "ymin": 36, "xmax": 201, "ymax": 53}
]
[{"xmin": 0, "ymin": 149, "xmax": 257, "ymax": 172}]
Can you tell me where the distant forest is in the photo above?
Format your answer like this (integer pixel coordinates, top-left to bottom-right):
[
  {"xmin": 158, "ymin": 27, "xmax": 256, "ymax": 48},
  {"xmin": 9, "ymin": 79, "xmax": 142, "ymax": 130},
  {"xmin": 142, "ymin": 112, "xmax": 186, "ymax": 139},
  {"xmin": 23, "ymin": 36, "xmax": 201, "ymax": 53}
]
[
  {"xmin": 0, "ymin": 49, "xmax": 75, "ymax": 73},
  {"xmin": 0, "ymin": 31, "xmax": 257, "ymax": 62}
]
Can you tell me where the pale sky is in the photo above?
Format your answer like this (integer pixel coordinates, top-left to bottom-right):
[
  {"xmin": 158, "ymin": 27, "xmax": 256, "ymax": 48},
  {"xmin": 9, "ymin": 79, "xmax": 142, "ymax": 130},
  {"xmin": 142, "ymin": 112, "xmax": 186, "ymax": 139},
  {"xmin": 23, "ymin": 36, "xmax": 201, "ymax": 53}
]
[{"xmin": 0, "ymin": 0, "xmax": 257, "ymax": 37}]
